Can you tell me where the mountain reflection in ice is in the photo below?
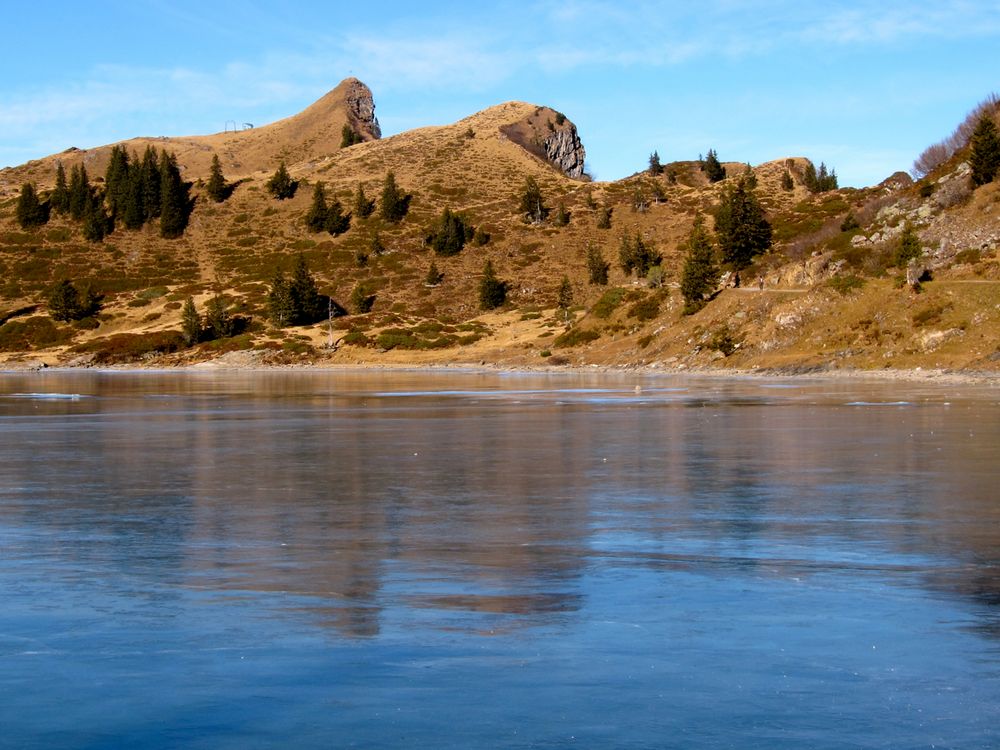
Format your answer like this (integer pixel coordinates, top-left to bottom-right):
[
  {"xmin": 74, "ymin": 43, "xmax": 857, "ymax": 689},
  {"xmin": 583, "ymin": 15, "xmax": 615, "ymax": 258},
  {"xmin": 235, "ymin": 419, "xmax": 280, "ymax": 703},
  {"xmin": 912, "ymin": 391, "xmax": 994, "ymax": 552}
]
[{"xmin": 1, "ymin": 370, "xmax": 998, "ymax": 748}]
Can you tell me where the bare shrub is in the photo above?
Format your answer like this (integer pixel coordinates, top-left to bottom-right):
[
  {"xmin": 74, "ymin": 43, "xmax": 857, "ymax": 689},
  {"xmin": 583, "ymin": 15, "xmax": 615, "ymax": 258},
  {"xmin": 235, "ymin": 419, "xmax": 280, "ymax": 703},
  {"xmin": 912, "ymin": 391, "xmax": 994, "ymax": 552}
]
[
  {"xmin": 912, "ymin": 142, "xmax": 951, "ymax": 179},
  {"xmin": 855, "ymin": 193, "xmax": 897, "ymax": 227},
  {"xmin": 783, "ymin": 215, "xmax": 847, "ymax": 261},
  {"xmin": 911, "ymin": 93, "xmax": 1000, "ymax": 178},
  {"xmin": 933, "ymin": 177, "xmax": 972, "ymax": 209}
]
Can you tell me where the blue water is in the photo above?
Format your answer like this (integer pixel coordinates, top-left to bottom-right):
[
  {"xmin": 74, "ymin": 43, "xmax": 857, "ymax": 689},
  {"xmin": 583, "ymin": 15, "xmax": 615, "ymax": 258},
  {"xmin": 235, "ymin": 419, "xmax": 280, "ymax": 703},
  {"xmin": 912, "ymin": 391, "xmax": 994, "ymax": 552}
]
[{"xmin": 1, "ymin": 370, "xmax": 998, "ymax": 749}]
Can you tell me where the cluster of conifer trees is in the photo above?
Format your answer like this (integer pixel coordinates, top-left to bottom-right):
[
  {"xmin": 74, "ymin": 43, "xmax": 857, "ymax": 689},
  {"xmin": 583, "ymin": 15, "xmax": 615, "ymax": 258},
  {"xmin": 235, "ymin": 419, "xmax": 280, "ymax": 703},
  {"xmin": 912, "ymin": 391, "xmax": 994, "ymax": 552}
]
[
  {"xmin": 680, "ymin": 170, "xmax": 772, "ymax": 313},
  {"xmin": 803, "ymin": 161, "xmax": 838, "ymax": 193},
  {"xmin": 618, "ymin": 232, "xmax": 661, "ymax": 278},
  {"xmin": 702, "ymin": 149, "xmax": 726, "ymax": 183},
  {"xmin": 181, "ymin": 293, "xmax": 239, "ymax": 346},
  {"xmin": 297, "ymin": 171, "xmax": 411, "ymax": 242},
  {"xmin": 305, "ymin": 182, "xmax": 351, "ymax": 235},
  {"xmin": 15, "ymin": 145, "xmax": 195, "ymax": 241},
  {"xmin": 268, "ymin": 255, "xmax": 325, "ymax": 326},
  {"xmin": 102, "ymin": 145, "xmax": 193, "ymax": 238}
]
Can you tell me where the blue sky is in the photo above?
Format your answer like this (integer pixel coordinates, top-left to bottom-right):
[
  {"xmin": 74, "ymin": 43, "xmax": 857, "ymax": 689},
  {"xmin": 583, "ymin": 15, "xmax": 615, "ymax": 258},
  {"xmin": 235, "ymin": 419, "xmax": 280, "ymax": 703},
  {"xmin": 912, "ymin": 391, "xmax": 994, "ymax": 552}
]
[{"xmin": 1, "ymin": 1, "xmax": 998, "ymax": 186}]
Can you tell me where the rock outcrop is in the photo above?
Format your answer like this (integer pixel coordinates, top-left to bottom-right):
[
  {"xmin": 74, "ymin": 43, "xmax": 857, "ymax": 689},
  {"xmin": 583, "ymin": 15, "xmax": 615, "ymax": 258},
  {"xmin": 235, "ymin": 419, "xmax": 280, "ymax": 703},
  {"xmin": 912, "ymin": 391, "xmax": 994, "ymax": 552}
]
[
  {"xmin": 500, "ymin": 106, "xmax": 588, "ymax": 180},
  {"xmin": 543, "ymin": 125, "xmax": 586, "ymax": 179},
  {"xmin": 343, "ymin": 78, "xmax": 381, "ymax": 140}
]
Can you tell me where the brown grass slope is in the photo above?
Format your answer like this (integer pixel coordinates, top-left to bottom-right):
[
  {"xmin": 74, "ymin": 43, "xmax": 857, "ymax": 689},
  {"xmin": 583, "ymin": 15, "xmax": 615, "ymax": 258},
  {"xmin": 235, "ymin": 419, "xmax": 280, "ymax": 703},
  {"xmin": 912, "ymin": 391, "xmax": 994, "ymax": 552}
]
[
  {"xmin": 0, "ymin": 81, "xmax": 998, "ymax": 373},
  {"xmin": 0, "ymin": 78, "xmax": 381, "ymax": 187}
]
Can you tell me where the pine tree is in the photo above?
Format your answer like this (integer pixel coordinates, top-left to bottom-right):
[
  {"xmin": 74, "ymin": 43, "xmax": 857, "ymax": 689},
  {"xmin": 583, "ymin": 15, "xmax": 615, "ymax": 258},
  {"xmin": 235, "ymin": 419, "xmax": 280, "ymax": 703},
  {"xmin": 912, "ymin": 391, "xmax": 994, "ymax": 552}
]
[
  {"xmin": 680, "ymin": 216, "xmax": 719, "ymax": 313},
  {"xmin": 618, "ymin": 232, "xmax": 661, "ymax": 278},
  {"xmin": 16, "ymin": 183, "xmax": 48, "ymax": 229},
  {"xmin": 425, "ymin": 261, "xmax": 444, "ymax": 286},
  {"xmin": 46, "ymin": 279, "xmax": 100, "ymax": 321},
  {"xmin": 816, "ymin": 162, "xmax": 829, "ymax": 192},
  {"xmin": 68, "ymin": 164, "xmax": 91, "ymax": 220},
  {"xmin": 340, "ymin": 124, "xmax": 363, "ymax": 148},
  {"xmin": 379, "ymin": 171, "xmax": 409, "ymax": 223},
  {"xmin": 369, "ymin": 231, "xmax": 386, "ymax": 257},
  {"xmin": 714, "ymin": 173, "xmax": 772, "ymax": 270},
  {"xmin": 478, "ymin": 260, "xmax": 507, "ymax": 310},
  {"xmin": 780, "ymin": 170, "xmax": 794, "ymax": 191},
  {"xmin": 104, "ymin": 145, "xmax": 131, "ymax": 218},
  {"xmin": 324, "ymin": 198, "xmax": 350, "ymax": 235},
  {"xmin": 350, "ymin": 282, "xmax": 375, "ymax": 313},
  {"xmin": 181, "ymin": 297, "xmax": 201, "ymax": 345},
  {"xmin": 159, "ymin": 151, "xmax": 189, "ymax": 239},
  {"xmin": 268, "ymin": 270, "xmax": 295, "ymax": 327},
  {"xmin": 266, "ymin": 162, "xmax": 297, "ymax": 200},
  {"xmin": 472, "ymin": 227, "xmax": 491, "ymax": 246},
  {"xmin": 809, "ymin": 162, "xmax": 839, "ymax": 192},
  {"xmin": 47, "ymin": 279, "xmax": 81, "ymax": 321},
  {"xmin": 895, "ymin": 224, "xmax": 922, "ymax": 267},
  {"xmin": 826, "ymin": 168, "xmax": 839, "ymax": 191},
  {"xmin": 969, "ymin": 114, "xmax": 1000, "ymax": 187},
  {"xmin": 50, "ymin": 162, "xmax": 69, "ymax": 215},
  {"xmin": 122, "ymin": 169, "xmax": 146, "ymax": 230},
  {"xmin": 596, "ymin": 205, "xmax": 612, "ymax": 229},
  {"xmin": 552, "ymin": 203, "xmax": 570, "ymax": 227},
  {"xmin": 586, "ymin": 242, "xmax": 609, "ymax": 285},
  {"xmin": 703, "ymin": 149, "xmax": 726, "ymax": 182},
  {"xmin": 305, "ymin": 182, "xmax": 329, "ymax": 232},
  {"xmin": 353, "ymin": 184, "xmax": 375, "ymax": 219},
  {"xmin": 82, "ymin": 191, "xmax": 111, "ymax": 242},
  {"xmin": 430, "ymin": 208, "xmax": 467, "ymax": 256},
  {"xmin": 519, "ymin": 176, "xmax": 548, "ymax": 223},
  {"xmin": 140, "ymin": 146, "xmax": 161, "ymax": 220},
  {"xmin": 206, "ymin": 154, "xmax": 228, "ymax": 202},
  {"xmin": 634, "ymin": 233, "xmax": 661, "ymax": 277},
  {"xmin": 803, "ymin": 162, "xmax": 818, "ymax": 192},
  {"xmin": 204, "ymin": 295, "xmax": 233, "ymax": 339},
  {"xmin": 648, "ymin": 151, "xmax": 663, "ymax": 176},
  {"xmin": 646, "ymin": 264, "xmax": 665, "ymax": 289},
  {"xmin": 557, "ymin": 275, "xmax": 573, "ymax": 321},
  {"xmin": 289, "ymin": 254, "xmax": 323, "ymax": 324}
]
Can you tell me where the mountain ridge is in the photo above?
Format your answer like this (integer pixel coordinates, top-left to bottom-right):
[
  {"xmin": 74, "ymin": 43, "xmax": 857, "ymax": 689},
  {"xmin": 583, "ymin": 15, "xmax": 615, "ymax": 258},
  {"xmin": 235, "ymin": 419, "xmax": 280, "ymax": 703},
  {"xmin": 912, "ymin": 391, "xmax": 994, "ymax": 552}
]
[{"xmin": 0, "ymin": 79, "xmax": 998, "ymax": 374}]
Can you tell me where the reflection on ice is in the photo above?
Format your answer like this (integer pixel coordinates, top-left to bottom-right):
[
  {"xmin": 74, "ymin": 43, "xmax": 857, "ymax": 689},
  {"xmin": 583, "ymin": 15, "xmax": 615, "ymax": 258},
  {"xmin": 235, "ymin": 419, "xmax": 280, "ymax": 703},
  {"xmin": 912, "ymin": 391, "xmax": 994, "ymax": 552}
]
[
  {"xmin": 846, "ymin": 400, "xmax": 914, "ymax": 406},
  {"xmin": 4, "ymin": 392, "xmax": 85, "ymax": 400},
  {"xmin": 0, "ymin": 370, "xmax": 998, "ymax": 748}
]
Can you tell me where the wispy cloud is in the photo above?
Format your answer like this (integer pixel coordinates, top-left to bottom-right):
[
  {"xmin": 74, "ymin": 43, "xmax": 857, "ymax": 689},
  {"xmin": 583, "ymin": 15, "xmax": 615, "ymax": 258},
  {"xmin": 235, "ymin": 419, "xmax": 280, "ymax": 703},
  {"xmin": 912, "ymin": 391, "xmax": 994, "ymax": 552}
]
[
  {"xmin": 1, "ymin": 0, "xmax": 997, "ymax": 179},
  {"xmin": 798, "ymin": 0, "xmax": 1000, "ymax": 44},
  {"xmin": 340, "ymin": 34, "xmax": 512, "ymax": 91}
]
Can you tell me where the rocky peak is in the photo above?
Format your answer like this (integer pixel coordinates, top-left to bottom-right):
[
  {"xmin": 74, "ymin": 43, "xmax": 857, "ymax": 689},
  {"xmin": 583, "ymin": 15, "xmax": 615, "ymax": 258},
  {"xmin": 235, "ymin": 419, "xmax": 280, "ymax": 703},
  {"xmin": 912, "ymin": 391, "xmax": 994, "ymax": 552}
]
[
  {"xmin": 543, "ymin": 126, "xmax": 586, "ymax": 179},
  {"xmin": 500, "ymin": 106, "xmax": 587, "ymax": 179},
  {"xmin": 342, "ymin": 78, "xmax": 381, "ymax": 140}
]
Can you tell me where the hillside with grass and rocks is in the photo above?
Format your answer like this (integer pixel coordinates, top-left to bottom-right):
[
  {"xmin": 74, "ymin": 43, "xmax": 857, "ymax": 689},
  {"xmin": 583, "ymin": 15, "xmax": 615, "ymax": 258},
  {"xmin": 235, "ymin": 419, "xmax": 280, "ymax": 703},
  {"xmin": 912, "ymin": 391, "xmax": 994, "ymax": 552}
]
[{"xmin": 0, "ymin": 79, "xmax": 998, "ymax": 375}]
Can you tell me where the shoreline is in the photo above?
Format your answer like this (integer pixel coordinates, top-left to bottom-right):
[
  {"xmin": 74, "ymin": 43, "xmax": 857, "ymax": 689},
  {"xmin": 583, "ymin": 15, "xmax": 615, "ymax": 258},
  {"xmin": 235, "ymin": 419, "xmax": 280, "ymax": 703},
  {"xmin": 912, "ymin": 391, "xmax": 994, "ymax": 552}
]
[{"xmin": 3, "ymin": 357, "xmax": 998, "ymax": 386}]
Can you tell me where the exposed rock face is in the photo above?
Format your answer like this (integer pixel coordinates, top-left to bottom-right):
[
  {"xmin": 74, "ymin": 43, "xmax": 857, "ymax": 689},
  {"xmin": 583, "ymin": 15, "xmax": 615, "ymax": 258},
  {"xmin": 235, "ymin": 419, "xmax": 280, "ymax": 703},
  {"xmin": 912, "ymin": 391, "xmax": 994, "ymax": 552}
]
[
  {"xmin": 543, "ymin": 126, "xmax": 586, "ymax": 179},
  {"xmin": 344, "ymin": 79, "xmax": 381, "ymax": 139},
  {"xmin": 499, "ymin": 106, "xmax": 588, "ymax": 179},
  {"xmin": 879, "ymin": 171, "xmax": 914, "ymax": 191}
]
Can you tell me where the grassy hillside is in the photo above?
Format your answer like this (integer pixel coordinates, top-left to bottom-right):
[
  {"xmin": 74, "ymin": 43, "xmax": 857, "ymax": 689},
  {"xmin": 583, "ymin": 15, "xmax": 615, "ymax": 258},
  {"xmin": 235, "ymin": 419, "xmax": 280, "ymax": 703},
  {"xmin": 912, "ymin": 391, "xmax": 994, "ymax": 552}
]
[{"xmin": 1, "ymin": 79, "xmax": 998, "ymax": 373}]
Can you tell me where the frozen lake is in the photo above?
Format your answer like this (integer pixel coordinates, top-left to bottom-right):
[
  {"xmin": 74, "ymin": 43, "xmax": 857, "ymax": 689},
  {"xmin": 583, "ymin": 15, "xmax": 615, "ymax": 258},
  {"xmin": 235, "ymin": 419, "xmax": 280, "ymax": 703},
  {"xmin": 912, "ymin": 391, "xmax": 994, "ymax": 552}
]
[{"xmin": 1, "ymin": 370, "xmax": 998, "ymax": 748}]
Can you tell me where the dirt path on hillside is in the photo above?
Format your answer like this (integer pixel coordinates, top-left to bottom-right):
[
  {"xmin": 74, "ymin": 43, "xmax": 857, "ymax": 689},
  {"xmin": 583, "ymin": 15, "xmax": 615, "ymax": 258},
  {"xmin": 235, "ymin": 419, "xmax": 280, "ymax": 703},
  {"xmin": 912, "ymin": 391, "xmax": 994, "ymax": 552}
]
[{"xmin": 732, "ymin": 287, "xmax": 809, "ymax": 293}]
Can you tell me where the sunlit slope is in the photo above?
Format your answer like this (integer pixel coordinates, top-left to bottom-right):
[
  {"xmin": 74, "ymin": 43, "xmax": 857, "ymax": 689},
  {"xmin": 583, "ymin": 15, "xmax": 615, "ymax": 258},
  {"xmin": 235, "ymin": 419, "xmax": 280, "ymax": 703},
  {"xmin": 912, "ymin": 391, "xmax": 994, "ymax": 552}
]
[{"xmin": 0, "ymin": 80, "xmax": 997, "ymax": 372}]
